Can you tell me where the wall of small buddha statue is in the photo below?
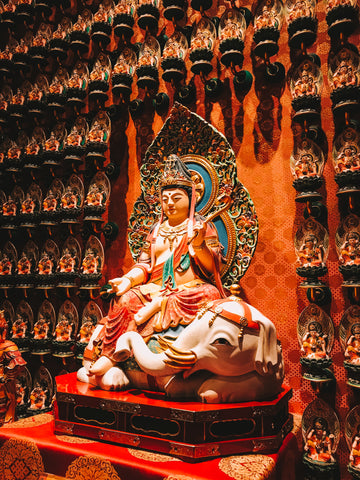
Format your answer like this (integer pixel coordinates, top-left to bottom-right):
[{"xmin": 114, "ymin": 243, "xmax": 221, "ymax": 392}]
[{"xmin": 0, "ymin": 0, "xmax": 359, "ymax": 478}]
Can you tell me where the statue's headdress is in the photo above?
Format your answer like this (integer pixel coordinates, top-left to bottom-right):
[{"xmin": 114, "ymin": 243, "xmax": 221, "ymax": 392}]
[{"xmin": 159, "ymin": 154, "xmax": 194, "ymax": 190}]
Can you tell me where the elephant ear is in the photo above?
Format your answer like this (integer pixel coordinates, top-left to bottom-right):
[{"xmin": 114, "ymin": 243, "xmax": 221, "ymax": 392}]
[
  {"xmin": 250, "ymin": 304, "xmax": 280, "ymax": 376},
  {"xmin": 128, "ymin": 102, "xmax": 258, "ymax": 289}
]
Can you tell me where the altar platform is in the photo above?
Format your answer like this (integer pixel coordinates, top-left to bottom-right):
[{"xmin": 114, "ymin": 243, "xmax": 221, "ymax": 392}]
[{"xmin": 0, "ymin": 412, "xmax": 302, "ymax": 479}]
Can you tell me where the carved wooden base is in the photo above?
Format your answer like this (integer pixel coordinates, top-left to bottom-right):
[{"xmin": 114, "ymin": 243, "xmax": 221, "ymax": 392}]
[{"xmin": 55, "ymin": 372, "xmax": 292, "ymax": 461}]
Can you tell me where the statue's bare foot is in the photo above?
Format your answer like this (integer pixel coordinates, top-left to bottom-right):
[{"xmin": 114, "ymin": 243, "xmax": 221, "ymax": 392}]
[
  {"xmin": 88, "ymin": 356, "xmax": 114, "ymax": 376},
  {"xmin": 134, "ymin": 297, "xmax": 162, "ymax": 325}
]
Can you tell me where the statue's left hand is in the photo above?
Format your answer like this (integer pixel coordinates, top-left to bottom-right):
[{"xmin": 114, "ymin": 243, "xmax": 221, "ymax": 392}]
[{"xmin": 191, "ymin": 220, "xmax": 207, "ymax": 247}]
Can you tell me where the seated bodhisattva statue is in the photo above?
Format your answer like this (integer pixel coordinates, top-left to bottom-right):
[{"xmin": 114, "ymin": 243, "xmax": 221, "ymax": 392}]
[{"xmin": 78, "ymin": 154, "xmax": 284, "ymax": 402}]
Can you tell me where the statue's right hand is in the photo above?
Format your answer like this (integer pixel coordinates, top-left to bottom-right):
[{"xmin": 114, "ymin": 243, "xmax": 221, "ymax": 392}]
[{"xmin": 108, "ymin": 277, "xmax": 131, "ymax": 296}]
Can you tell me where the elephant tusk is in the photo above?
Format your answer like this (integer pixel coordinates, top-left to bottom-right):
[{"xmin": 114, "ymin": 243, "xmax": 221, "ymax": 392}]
[
  {"xmin": 157, "ymin": 336, "xmax": 174, "ymax": 351},
  {"xmin": 167, "ymin": 342, "xmax": 194, "ymax": 356},
  {"xmin": 165, "ymin": 349, "xmax": 197, "ymax": 363},
  {"xmin": 164, "ymin": 359, "xmax": 194, "ymax": 370}
]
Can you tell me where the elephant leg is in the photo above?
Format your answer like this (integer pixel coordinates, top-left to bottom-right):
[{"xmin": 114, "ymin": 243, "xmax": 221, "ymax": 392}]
[
  {"xmin": 77, "ymin": 366, "xmax": 90, "ymax": 383},
  {"xmin": 164, "ymin": 371, "xmax": 213, "ymax": 399},
  {"xmin": 98, "ymin": 367, "xmax": 130, "ymax": 391},
  {"xmin": 197, "ymin": 372, "xmax": 281, "ymax": 403}
]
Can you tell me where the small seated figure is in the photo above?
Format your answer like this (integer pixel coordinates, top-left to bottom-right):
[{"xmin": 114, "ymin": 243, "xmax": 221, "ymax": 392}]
[
  {"xmin": 11, "ymin": 315, "xmax": 28, "ymax": 339},
  {"xmin": 219, "ymin": 18, "xmax": 242, "ymax": 42},
  {"xmin": 288, "ymin": 0, "xmax": 312, "ymax": 21},
  {"xmin": 2, "ymin": 196, "xmax": 17, "ymax": 217},
  {"xmin": 0, "ymin": 46, "xmax": 12, "ymax": 61},
  {"xmin": 90, "ymin": 63, "xmax": 110, "ymax": 82},
  {"xmin": 65, "ymin": 127, "xmax": 84, "ymax": 148},
  {"xmin": 38, "ymin": 253, "xmax": 54, "ymax": 275},
  {"xmin": 93, "ymin": 4, "xmax": 108, "ymax": 23},
  {"xmin": 61, "ymin": 186, "xmax": 79, "ymax": 210},
  {"xmin": 301, "ymin": 321, "xmax": 328, "ymax": 359},
  {"xmin": 17, "ymin": 253, "xmax": 32, "ymax": 275},
  {"xmin": 88, "ymin": 122, "xmax": 107, "ymax": 143},
  {"xmin": 3, "ymin": 0, "xmax": 16, "ymax": 12},
  {"xmin": 0, "ymin": 254, "xmax": 12, "ymax": 275},
  {"xmin": 33, "ymin": 315, "xmax": 50, "ymax": 340},
  {"xmin": 52, "ymin": 24, "xmax": 67, "ymax": 40},
  {"xmin": 0, "ymin": 93, "xmax": 8, "ymax": 111},
  {"xmin": 11, "ymin": 89, "xmax": 25, "ymax": 106},
  {"xmin": 304, "ymin": 417, "xmax": 335, "ymax": 463},
  {"xmin": 21, "ymin": 194, "xmax": 36, "ymax": 215},
  {"xmin": 294, "ymin": 153, "xmax": 319, "ymax": 179},
  {"xmin": 297, "ymin": 234, "xmax": 325, "ymax": 268},
  {"xmin": 68, "ymin": 71, "xmax": 87, "ymax": 90},
  {"xmin": 113, "ymin": 57, "xmax": 133, "ymax": 75},
  {"xmin": 7, "ymin": 143, "xmax": 21, "ymax": 162},
  {"xmin": 85, "ymin": 184, "xmax": 104, "ymax": 206},
  {"xmin": 32, "ymin": 31, "xmax": 47, "ymax": 48},
  {"xmin": 25, "ymin": 138, "xmax": 40, "ymax": 156},
  {"xmin": 332, "ymin": 61, "xmax": 357, "ymax": 89},
  {"xmin": 55, "ymin": 315, "xmax": 73, "ymax": 342},
  {"xmin": 14, "ymin": 39, "xmax": 28, "ymax": 55},
  {"xmin": 58, "ymin": 248, "xmax": 76, "ymax": 273},
  {"xmin": 254, "ymin": 6, "xmax": 278, "ymax": 30},
  {"xmin": 29, "ymin": 384, "xmax": 48, "ymax": 411},
  {"xmin": 294, "ymin": 71, "xmax": 317, "ymax": 97},
  {"xmin": 16, "ymin": 378, "xmax": 27, "ymax": 407},
  {"xmin": 190, "ymin": 30, "xmax": 213, "ymax": 52},
  {"xmin": 81, "ymin": 248, "xmax": 101, "ymax": 275},
  {"xmin": 350, "ymin": 425, "xmax": 360, "ymax": 470},
  {"xmin": 42, "ymin": 190, "xmax": 58, "ymax": 212},
  {"xmin": 345, "ymin": 323, "xmax": 360, "ymax": 364},
  {"xmin": 335, "ymin": 145, "xmax": 360, "ymax": 173},
  {"xmin": 49, "ymin": 76, "xmax": 64, "ymax": 95},
  {"xmin": 78, "ymin": 317, "xmax": 95, "ymax": 343},
  {"xmin": 114, "ymin": 0, "xmax": 133, "ymax": 15},
  {"xmin": 0, "ymin": 312, "xmax": 26, "ymax": 425},
  {"xmin": 28, "ymin": 84, "xmax": 43, "ymax": 102},
  {"xmin": 44, "ymin": 133, "xmax": 60, "ymax": 152},
  {"xmin": 339, "ymin": 232, "xmax": 360, "ymax": 266}
]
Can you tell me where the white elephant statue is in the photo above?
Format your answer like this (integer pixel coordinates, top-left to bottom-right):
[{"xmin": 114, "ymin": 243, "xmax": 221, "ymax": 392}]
[{"xmin": 77, "ymin": 297, "xmax": 284, "ymax": 403}]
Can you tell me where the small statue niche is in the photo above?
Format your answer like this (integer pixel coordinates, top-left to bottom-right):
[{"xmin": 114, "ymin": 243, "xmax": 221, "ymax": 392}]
[
  {"xmin": 40, "ymin": 179, "xmax": 64, "ymax": 227},
  {"xmin": 59, "ymin": 174, "xmax": 84, "ymax": 225},
  {"xmin": 16, "ymin": 240, "xmax": 39, "ymax": 290},
  {"xmin": 52, "ymin": 300, "xmax": 78, "ymax": 359},
  {"xmin": 27, "ymin": 366, "xmax": 53, "ymax": 415},
  {"xmin": 30, "ymin": 300, "xmax": 56, "ymax": 357},
  {"xmin": 57, "ymin": 236, "xmax": 81, "ymax": 289},
  {"xmin": 298, "ymin": 304, "xmax": 334, "ymax": 384},
  {"xmin": 290, "ymin": 137, "xmax": 325, "ymax": 202},
  {"xmin": 36, "ymin": 239, "xmax": 60, "ymax": 291},
  {"xmin": 295, "ymin": 217, "xmax": 329, "ymax": 287},
  {"xmin": 346, "ymin": 405, "xmax": 360, "ymax": 479},
  {"xmin": 11, "ymin": 300, "xmax": 34, "ymax": 354},
  {"xmin": 76, "ymin": 301, "xmax": 103, "ymax": 360},
  {"xmin": 302, "ymin": 398, "xmax": 340, "ymax": 477},
  {"xmin": 43, "ymin": 122, "xmax": 67, "ymax": 168},
  {"xmin": 340, "ymin": 305, "xmax": 360, "ymax": 388},
  {"xmin": 336, "ymin": 214, "xmax": 360, "ymax": 287}
]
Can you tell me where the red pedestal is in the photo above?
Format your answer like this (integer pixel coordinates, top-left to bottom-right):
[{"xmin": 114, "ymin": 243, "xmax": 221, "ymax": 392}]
[{"xmin": 54, "ymin": 372, "xmax": 293, "ymax": 461}]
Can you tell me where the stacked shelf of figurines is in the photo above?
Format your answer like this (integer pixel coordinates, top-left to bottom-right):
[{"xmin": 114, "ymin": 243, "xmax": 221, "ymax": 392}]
[
  {"xmin": 0, "ymin": 1, "xmax": 117, "ymax": 419},
  {"xmin": 285, "ymin": 1, "xmax": 342, "ymax": 478},
  {"xmin": 325, "ymin": 0, "xmax": 360, "ymax": 478}
]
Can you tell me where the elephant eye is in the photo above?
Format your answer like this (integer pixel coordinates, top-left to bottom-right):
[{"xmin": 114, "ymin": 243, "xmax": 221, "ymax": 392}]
[{"xmin": 211, "ymin": 338, "xmax": 231, "ymax": 346}]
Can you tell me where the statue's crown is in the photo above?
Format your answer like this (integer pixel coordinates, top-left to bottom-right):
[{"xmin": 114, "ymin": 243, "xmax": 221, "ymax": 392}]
[{"xmin": 160, "ymin": 154, "xmax": 193, "ymax": 189}]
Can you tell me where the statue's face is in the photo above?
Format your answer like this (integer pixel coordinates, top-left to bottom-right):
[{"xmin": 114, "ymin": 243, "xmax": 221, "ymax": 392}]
[{"xmin": 161, "ymin": 188, "xmax": 190, "ymax": 223}]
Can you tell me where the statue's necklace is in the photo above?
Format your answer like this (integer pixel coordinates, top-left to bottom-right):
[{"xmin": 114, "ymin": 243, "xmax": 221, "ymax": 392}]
[{"xmin": 158, "ymin": 220, "xmax": 188, "ymax": 251}]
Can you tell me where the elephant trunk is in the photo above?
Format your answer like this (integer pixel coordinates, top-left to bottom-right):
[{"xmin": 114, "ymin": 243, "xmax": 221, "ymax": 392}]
[{"xmin": 114, "ymin": 332, "xmax": 197, "ymax": 376}]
